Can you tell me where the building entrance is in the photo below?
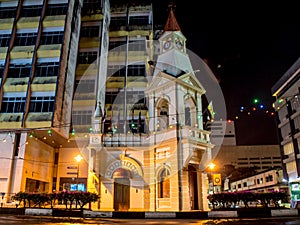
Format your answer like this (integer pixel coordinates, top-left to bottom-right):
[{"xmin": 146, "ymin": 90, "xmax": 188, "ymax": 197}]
[{"xmin": 113, "ymin": 168, "xmax": 131, "ymax": 211}]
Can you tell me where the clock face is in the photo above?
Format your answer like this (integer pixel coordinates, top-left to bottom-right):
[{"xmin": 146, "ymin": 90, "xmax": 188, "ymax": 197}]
[
  {"xmin": 176, "ymin": 40, "xmax": 183, "ymax": 49},
  {"xmin": 164, "ymin": 41, "xmax": 171, "ymax": 50}
]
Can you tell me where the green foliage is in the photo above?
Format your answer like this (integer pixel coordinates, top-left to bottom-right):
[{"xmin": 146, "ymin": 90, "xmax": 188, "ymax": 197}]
[
  {"xmin": 208, "ymin": 190, "xmax": 289, "ymax": 209},
  {"xmin": 11, "ymin": 192, "xmax": 29, "ymax": 208},
  {"xmin": 11, "ymin": 191, "xmax": 99, "ymax": 210}
]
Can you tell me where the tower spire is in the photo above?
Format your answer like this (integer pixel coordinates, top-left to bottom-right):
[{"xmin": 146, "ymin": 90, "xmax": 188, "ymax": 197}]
[{"xmin": 163, "ymin": 3, "xmax": 181, "ymax": 31}]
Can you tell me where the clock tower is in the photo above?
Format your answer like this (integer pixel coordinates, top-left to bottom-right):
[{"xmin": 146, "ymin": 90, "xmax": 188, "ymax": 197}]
[
  {"xmin": 145, "ymin": 4, "xmax": 213, "ymax": 211},
  {"xmin": 153, "ymin": 4, "xmax": 194, "ymax": 77}
]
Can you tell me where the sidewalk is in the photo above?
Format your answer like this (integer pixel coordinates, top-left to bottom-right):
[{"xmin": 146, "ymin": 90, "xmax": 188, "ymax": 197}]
[{"xmin": 0, "ymin": 207, "xmax": 299, "ymax": 219}]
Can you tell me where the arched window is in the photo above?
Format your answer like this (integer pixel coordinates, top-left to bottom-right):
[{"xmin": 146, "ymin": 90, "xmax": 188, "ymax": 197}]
[
  {"xmin": 158, "ymin": 168, "xmax": 170, "ymax": 198},
  {"xmin": 158, "ymin": 102, "xmax": 169, "ymax": 131},
  {"xmin": 185, "ymin": 107, "xmax": 191, "ymax": 126}
]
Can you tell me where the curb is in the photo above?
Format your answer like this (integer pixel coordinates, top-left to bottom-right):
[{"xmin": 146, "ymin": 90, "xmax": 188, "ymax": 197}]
[{"xmin": 18, "ymin": 208, "xmax": 300, "ymax": 219}]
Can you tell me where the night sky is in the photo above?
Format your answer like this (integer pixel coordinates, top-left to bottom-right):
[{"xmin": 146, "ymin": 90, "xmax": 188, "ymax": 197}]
[{"xmin": 152, "ymin": 1, "xmax": 300, "ymax": 145}]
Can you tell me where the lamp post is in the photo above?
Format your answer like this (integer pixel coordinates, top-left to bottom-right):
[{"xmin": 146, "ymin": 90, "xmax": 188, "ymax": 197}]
[
  {"xmin": 208, "ymin": 162, "xmax": 216, "ymax": 194},
  {"xmin": 75, "ymin": 154, "xmax": 83, "ymax": 191}
]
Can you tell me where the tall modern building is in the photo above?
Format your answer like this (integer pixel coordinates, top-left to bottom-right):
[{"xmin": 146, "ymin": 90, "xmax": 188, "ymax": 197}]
[
  {"xmin": 272, "ymin": 58, "xmax": 300, "ymax": 202},
  {"xmin": 0, "ymin": 0, "xmax": 214, "ymax": 211}
]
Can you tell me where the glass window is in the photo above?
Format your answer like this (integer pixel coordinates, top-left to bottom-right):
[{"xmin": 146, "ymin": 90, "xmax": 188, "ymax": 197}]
[
  {"xmin": 14, "ymin": 32, "xmax": 37, "ymax": 46},
  {"xmin": 0, "ymin": 34, "xmax": 11, "ymax": 47},
  {"xmin": 108, "ymin": 65, "xmax": 125, "ymax": 77},
  {"xmin": 80, "ymin": 26, "xmax": 100, "ymax": 37},
  {"xmin": 128, "ymin": 40, "xmax": 146, "ymax": 52},
  {"xmin": 29, "ymin": 96, "xmax": 55, "ymax": 112},
  {"xmin": 7, "ymin": 64, "xmax": 31, "ymax": 78},
  {"xmin": 34, "ymin": 62, "xmax": 60, "ymax": 77},
  {"xmin": 109, "ymin": 40, "xmax": 126, "ymax": 50},
  {"xmin": 72, "ymin": 110, "xmax": 92, "ymax": 125},
  {"xmin": 129, "ymin": 15, "xmax": 149, "ymax": 26},
  {"xmin": 77, "ymin": 51, "xmax": 98, "ymax": 64},
  {"xmin": 0, "ymin": 7, "xmax": 16, "ymax": 18},
  {"xmin": 20, "ymin": 5, "xmax": 42, "ymax": 17},
  {"xmin": 1, "ymin": 97, "xmax": 26, "ymax": 113},
  {"xmin": 45, "ymin": 4, "xmax": 68, "ymax": 16},
  {"xmin": 81, "ymin": 0, "xmax": 102, "ymax": 16},
  {"xmin": 75, "ymin": 79, "xmax": 95, "ymax": 93},
  {"xmin": 0, "ymin": 66, "xmax": 4, "ymax": 78},
  {"xmin": 40, "ymin": 31, "xmax": 64, "ymax": 45},
  {"xmin": 127, "ymin": 64, "xmax": 146, "ymax": 77},
  {"xmin": 110, "ymin": 16, "xmax": 127, "ymax": 27},
  {"xmin": 185, "ymin": 107, "xmax": 191, "ymax": 126}
]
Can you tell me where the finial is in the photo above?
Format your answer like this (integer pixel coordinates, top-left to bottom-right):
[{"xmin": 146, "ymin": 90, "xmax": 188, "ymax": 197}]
[
  {"xmin": 164, "ymin": 1, "xmax": 181, "ymax": 31},
  {"xmin": 168, "ymin": 2, "xmax": 176, "ymax": 12}
]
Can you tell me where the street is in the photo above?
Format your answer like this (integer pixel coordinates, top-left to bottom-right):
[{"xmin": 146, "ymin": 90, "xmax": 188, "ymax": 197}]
[{"xmin": 0, "ymin": 215, "xmax": 300, "ymax": 224}]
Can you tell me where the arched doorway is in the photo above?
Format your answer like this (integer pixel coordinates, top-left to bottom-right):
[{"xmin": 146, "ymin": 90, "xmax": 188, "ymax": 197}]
[{"xmin": 113, "ymin": 168, "xmax": 131, "ymax": 211}]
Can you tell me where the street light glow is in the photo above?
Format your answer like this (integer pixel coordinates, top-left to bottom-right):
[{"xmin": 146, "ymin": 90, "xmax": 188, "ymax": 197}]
[
  {"xmin": 75, "ymin": 154, "xmax": 83, "ymax": 162},
  {"xmin": 208, "ymin": 162, "xmax": 215, "ymax": 170}
]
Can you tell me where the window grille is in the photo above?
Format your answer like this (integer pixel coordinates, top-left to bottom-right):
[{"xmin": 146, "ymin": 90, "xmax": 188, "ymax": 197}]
[
  {"xmin": 72, "ymin": 110, "xmax": 92, "ymax": 125},
  {"xmin": 29, "ymin": 96, "xmax": 55, "ymax": 112},
  {"xmin": 7, "ymin": 64, "xmax": 31, "ymax": 78},
  {"xmin": 77, "ymin": 51, "xmax": 97, "ymax": 64},
  {"xmin": 0, "ymin": 7, "xmax": 17, "ymax": 18},
  {"xmin": 40, "ymin": 31, "xmax": 64, "ymax": 45},
  {"xmin": 14, "ymin": 32, "xmax": 37, "ymax": 46},
  {"xmin": 45, "ymin": 4, "xmax": 68, "ymax": 16},
  {"xmin": 20, "ymin": 5, "xmax": 42, "ymax": 17},
  {"xmin": 0, "ymin": 34, "xmax": 10, "ymax": 47},
  {"xmin": 35, "ymin": 62, "xmax": 60, "ymax": 77},
  {"xmin": 1, "ymin": 97, "xmax": 26, "ymax": 113},
  {"xmin": 80, "ymin": 26, "xmax": 100, "ymax": 37}
]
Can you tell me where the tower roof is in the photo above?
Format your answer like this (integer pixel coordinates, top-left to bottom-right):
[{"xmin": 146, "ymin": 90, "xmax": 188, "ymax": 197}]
[{"xmin": 163, "ymin": 4, "xmax": 181, "ymax": 31}]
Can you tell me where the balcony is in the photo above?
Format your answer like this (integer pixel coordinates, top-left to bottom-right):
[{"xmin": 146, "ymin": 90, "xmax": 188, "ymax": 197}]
[
  {"xmin": 10, "ymin": 46, "xmax": 34, "ymax": 59},
  {"xmin": 0, "ymin": 18, "xmax": 14, "ymax": 30},
  {"xmin": 73, "ymin": 93, "xmax": 96, "ymax": 101},
  {"xmin": 81, "ymin": 13, "xmax": 103, "ymax": 22},
  {"xmin": 89, "ymin": 125, "xmax": 211, "ymax": 150},
  {"xmin": 79, "ymin": 37, "xmax": 100, "ymax": 48},
  {"xmin": 31, "ymin": 77, "xmax": 57, "ymax": 91},
  {"xmin": 106, "ymin": 77, "xmax": 124, "ymax": 88},
  {"xmin": 109, "ymin": 29, "xmax": 151, "ymax": 38},
  {"xmin": 25, "ymin": 112, "xmax": 53, "ymax": 128},
  {"xmin": 0, "ymin": 113, "xmax": 23, "ymax": 129},
  {"xmin": 76, "ymin": 64, "xmax": 98, "ymax": 77},
  {"xmin": 108, "ymin": 51, "xmax": 147, "ymax": 62},
  {"xmin": 3, "ymin": 77, "xmax": 29, "ymax": 92},
  {"xmin": 43, "ymin": 15, "xmax": 66, "ymax": 28},
  {"xmin": 0, "ymin": 47, "xmax": 8, "ymax": 60},
  {"xmin": 37, "ymin": 44, "xmax": 62, "ymax": 58},
  {"xmin": 72, "ymin": 98, "xmax": 96, "ymax": 107},
  {"xmin": 17, "ymin": 17, "xmax": 39, "ymax": 29}
]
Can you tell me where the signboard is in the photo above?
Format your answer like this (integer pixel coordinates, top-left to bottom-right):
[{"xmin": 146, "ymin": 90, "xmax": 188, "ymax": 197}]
[{"xmin": 213, "ymin": 173, "xmax": 222, "ymax": 186}]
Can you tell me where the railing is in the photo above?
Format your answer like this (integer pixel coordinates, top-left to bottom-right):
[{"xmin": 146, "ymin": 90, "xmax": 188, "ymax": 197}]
[{"xmin": 90, "ymin": 126, "xmax": 211, "ymax": 147}]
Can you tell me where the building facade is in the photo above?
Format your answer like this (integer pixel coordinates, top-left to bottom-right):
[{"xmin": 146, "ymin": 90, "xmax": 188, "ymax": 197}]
[
  {"xmin": 0, "ymin": 0, "xmax": 215, "ymax": 211},
  {"xmin": 225, "ymin": 169, "xmax": 288, "ymax": 196},
  {"xmin": 0, "ymin": 0, "xmax": 84, "ymax": 199},
  {"xmin": 272, "ymin": 57, "xmax": 300, "ymax": 203}
]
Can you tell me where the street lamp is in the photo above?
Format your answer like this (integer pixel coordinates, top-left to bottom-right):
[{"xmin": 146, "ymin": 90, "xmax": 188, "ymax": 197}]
[{"xmin": 75, "ymin": 154, "xmax": 83, "ymax": 191}]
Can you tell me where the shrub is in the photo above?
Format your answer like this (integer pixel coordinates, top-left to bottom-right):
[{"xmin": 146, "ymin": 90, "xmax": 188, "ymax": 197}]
[
  {"xmin": 11, "ymin": 191, "xmax": 99, "ymax": 210},
  {"xmin": 207, "ymin": 190, "xmax": 288, "ymax": 209}
]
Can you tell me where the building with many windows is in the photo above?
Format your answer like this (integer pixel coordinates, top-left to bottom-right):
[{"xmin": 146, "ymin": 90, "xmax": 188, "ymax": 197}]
[
  {"xmin": 0, "ymin": 0, "xmax": 84, "ymax": 198},
  {"xmin": 272, "ymin": 57, "xmax": 300, "ymax": 203},
  {"xmin": 0, "ymin": 0, "xmax": 215, "ymax": 211}
]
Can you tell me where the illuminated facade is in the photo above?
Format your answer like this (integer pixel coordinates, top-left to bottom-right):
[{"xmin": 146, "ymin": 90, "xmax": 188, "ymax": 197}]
[
  {"xmin": 272, "ymin": 57, "xmax": 300, "ymax": 202},
  {"xmin": 0, "ymin": 0, "xmax": 86, "ymax": 201},
  {"xmin": 0, "ymin": 0, "xmax": 213, "ymax": 211}
]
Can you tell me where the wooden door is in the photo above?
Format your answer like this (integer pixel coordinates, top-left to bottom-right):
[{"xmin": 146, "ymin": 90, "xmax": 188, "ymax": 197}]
[{"xmin": 114, "ymin": 178, "xmax": 130, "ymax": 211}]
